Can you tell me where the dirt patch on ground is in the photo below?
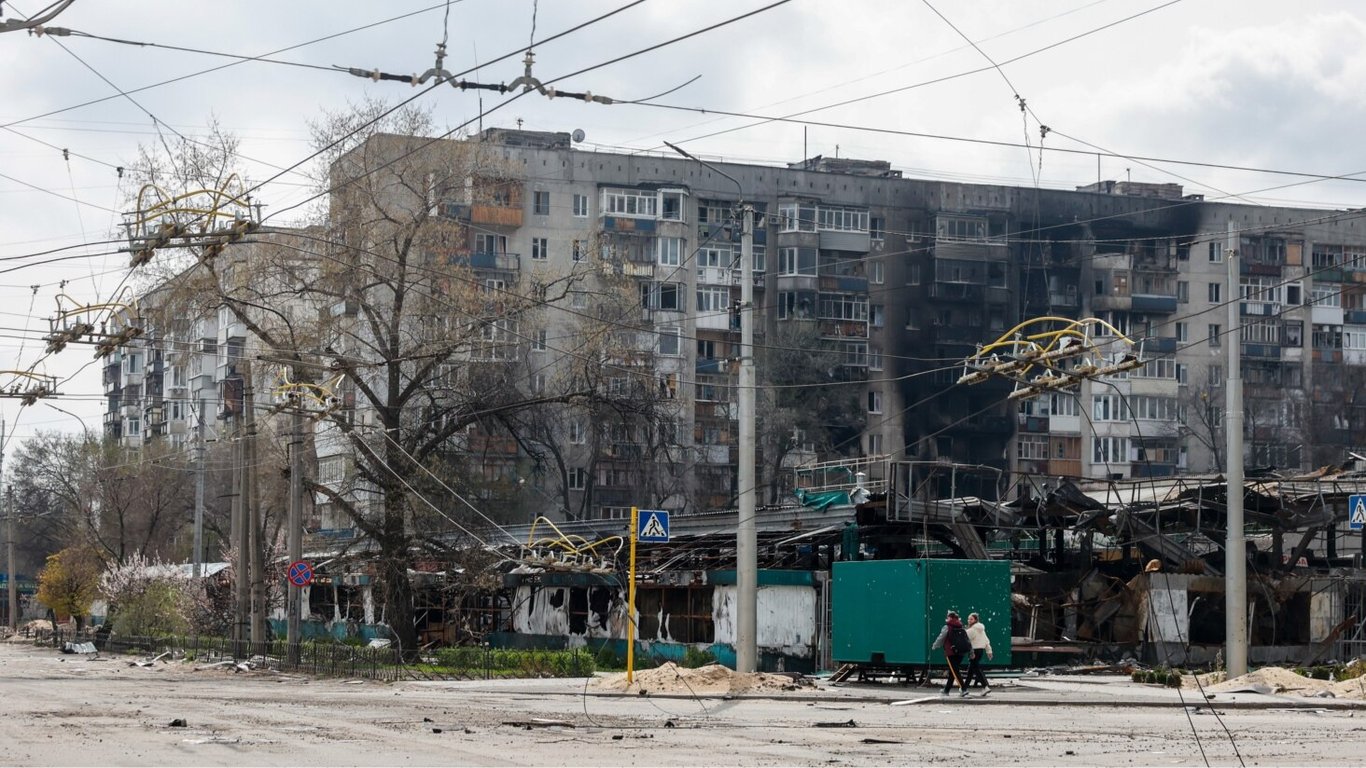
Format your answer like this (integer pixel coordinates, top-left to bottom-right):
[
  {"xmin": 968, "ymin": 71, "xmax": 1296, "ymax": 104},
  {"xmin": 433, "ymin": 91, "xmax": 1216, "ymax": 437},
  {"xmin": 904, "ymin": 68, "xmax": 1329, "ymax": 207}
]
[{"xmin": 592, "ymin": 662, "xmax": 803, "ymax": 696}]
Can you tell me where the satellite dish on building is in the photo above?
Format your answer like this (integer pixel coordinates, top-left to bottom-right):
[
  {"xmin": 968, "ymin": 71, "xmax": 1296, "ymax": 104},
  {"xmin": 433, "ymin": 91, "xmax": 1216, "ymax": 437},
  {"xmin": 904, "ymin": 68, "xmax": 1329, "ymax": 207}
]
[{"xmin": 571, "ymin": 129, "xmax": 586, "ymax": 143}]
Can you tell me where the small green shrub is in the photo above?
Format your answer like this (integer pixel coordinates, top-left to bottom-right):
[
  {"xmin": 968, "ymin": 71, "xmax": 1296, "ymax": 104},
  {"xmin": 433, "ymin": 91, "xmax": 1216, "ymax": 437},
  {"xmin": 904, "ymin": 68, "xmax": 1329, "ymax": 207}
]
[
  {"xmin": 595, "ymin": 646, "xmax": 621, "ymax": 669},
  {"xmin": 681, "ymin": 646, "xmax": 717, "ymax": 669}
]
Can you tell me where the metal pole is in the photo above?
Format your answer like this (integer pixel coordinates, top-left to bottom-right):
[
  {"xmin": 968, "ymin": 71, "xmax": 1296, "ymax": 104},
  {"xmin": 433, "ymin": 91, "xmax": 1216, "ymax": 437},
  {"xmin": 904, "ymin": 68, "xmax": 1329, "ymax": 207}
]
[
  {"xmin": 627, "ymin": 505, "xmax": 637, "ymax": 684},
  {"xmin": 1224, "ymin": 230, "xmax": 1248, "ymax": 676},
  {"xmin": 287, "ymin": 402, "xmax": 304, "ymax": 658},
  {"xmin": 193, "ymin": 399, "xmax": 205, "ymax": 579},
  {"xmin": 736, "ymin": 203, "xmax": 758, "ymax": 673},
  {"xmin": 231, "ymin": 410, "xmax": 246, "ymax": 655}
]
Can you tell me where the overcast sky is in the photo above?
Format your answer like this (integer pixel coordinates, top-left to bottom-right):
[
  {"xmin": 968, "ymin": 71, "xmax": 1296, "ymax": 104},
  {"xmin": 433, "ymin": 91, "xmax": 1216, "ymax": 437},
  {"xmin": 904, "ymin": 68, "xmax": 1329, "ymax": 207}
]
[{"xmin": 3, "ymin": 0, "xmax": 1366, "ymax": 448}]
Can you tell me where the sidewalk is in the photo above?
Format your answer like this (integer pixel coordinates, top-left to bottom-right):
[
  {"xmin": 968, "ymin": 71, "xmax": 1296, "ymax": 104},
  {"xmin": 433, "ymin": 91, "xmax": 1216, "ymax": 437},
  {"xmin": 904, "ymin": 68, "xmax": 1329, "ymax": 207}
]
[{"xmin": 401, "ymin": 672, "xmax": 1366, "ymax": 710}]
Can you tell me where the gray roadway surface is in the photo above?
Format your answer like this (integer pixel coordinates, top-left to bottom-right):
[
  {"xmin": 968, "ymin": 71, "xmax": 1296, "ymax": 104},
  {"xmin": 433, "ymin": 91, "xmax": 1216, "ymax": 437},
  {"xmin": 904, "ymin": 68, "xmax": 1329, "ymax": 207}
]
[{"xmin": 1, "ymin": 641, "xmax": 1363, "ymax": 766}]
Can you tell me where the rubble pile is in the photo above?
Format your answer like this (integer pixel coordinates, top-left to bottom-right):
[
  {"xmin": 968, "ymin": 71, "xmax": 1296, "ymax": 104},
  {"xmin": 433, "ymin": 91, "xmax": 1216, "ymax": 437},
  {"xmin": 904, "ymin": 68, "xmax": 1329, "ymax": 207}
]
[
  {"xmin": 593, "ymin": 662, "xmax": 805, "ymax": 695},
  {"xmin": 1204, "ymin": 666, "xmax": 1366, "ymax": 700}
]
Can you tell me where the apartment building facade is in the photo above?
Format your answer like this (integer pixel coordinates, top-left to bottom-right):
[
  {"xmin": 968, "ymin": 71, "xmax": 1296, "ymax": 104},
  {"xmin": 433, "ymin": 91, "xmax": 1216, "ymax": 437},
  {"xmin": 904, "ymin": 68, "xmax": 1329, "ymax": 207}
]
[{"xmin": 105, "ymin": 129, "xmax": 1366, "ymax": 521}]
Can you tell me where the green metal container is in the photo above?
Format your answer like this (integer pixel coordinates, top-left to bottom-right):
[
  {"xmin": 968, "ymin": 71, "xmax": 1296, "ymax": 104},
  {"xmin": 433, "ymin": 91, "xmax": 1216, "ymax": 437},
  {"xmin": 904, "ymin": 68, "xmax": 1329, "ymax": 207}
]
[{"xmin": 832, "ymin": 558, "xmax": 1012, "ymax": 666}]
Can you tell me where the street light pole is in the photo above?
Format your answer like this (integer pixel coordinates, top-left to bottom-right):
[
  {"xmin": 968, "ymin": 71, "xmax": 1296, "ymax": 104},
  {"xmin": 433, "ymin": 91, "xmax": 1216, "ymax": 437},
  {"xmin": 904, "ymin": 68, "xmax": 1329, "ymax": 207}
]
[{"xmin": 664, "ymin": 142, "xmax": 758, "ymax": 672}]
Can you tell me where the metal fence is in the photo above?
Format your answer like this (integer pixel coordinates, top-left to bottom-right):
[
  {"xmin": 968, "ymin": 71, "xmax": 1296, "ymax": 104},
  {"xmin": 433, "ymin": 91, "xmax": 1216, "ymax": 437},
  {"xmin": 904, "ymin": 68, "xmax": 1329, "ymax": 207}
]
[{"xmin": 24, "ymin": 627, "xmax": 599, "ymax": 682}]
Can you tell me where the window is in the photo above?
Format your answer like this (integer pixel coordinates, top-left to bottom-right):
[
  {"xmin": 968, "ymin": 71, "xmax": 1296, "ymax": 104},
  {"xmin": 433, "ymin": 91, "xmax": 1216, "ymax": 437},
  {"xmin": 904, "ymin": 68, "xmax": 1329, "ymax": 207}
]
[
  {"xmin": 1092, "ymin": 395, "xmax": 1127, "ymax": 422},
  {"xmin": 657, "ymin": 237, "xmax": 682, "ymax": 266},
  {"xmin": 572, "ymin": 193, "xmax": 589, "ymax": 217},
  {"xmin": 868, "ymin": 346, "xmax": 883, "ymax": 371},
  {"xmin": 1208, "ymin": 283, "xmax": 1221, "ymax": 303},
  {"xmin": 1136, "ymin": 357, "xmax": 1177, "ymax": 380},
  {"xmin": 697, "ymin": 246, "xmax": 730, "ymax": 269},
  {"xmin": 533, "ymin": 191, "xmax": 550, "ymax": 215},
  {"xmin": 870, "ymin": 260, "xmax": 884, "ymax": 284},
  {"xmin": 569, "ymin": 420, "xmax": 585, "ymax": 445},
  {"xmin": 1049, "ymin": 393, "xmax": 1080, "ymax": 416},
  {"xmin": 171, "ymin": 365, "xmax": 185, "ymax": 387},
  {"xmin": 658, "ymin": 327, "xmax": 682, "ymax": 356},
  {"xmin": 125, "ymin": 353, "xmax": 143, "ymax": 374},
  {"xmin": 1176, "ymin": 363, "xmax": 1188, "ymax": 385},
  {"xmin": 1310, "ymin": 286, "xmax": 1340, "ymax": 307},
  {"xmin": 568, "ymin": 468, "xmax": 587, "ymax": 491},
  {"xmin": 572, "ymin": 239, "xmax": 584, "ymax": 262},
  {"xmin": 641, "ymin": 282, "xmax": 681, "ymax": 311},
  {"xmin": 531, "ymin": 237, "xmax": 548, "ymax": 261},
  {"xmin": 1312, "ymin": 323, "xmax": 1343, "ymax": 349},
  {"xmin": 1208, "ymin": 324, "xmax": 1222, "ymax": 347},
  {"xmin": 532, "ymin": 330, "xmax": 547, "ymax": 351},
  {"xmin": 870, "ymin": 305, "xmax": 885, "ymax": 328},
  {"xmin": 870, "ymin": 216, "xmax": 885, "ymax": 241},
  {"xmin": 778, "ymin": 247, "xmax": 816, "ymax": 275},
  {"xmin": 867, "ymin": 433, "xmax": 884, "ymax": 455},
  {"xmin": 1209, "ymin": 242, "xmax": 1224, "ymax": 262},
  {"xmin": 1092, "ymin": 436, "xmax": 1129, "ymax": 465},
  {"xmin": 1284, "ymin": 321, "xmax": 1303, "ymax": 347},
  {"xmin": 126, "ymin": 418, "xmax": 141, "ymax": 437},
  {"xmin": 1285, "ymin": 282, "xmax": 1302, "ymax": 305},
  {"xmin": 696, "ymin": 287, "xmax": 730, "ymax": 313},
  {"xmin": 937, "ymin": 215, "xmax": 988, "ymax": 241},
  {"xmin": 1175, "ymin": 322, "xmax": 1188, "ymax": 343},
  {"xmin": 1210, "ymin": 365, "xmax": 1223, "ymax": 387},
  {"xmin": 817, "ymin": 205, "xmax": 869, "ymax": 232},
  {"xmin": 660, "ymin": 191, "xmax": 685, "ymax": 221},
  {"xmin": 571, "ymin": 291, "xmax": 587, "ymax": 309},
  {"xmin": 1177, "ymin": 281, "xmax": 1189, "ymax": 303},
  {"xmin": 867, "ymin": 390, "xmax": 883, "ymax": 414},
  {"xmin": 1130, "ymin": 396, "xmax": 1178, "ymax": 421},
  {"xmin": 909, "ymin": 264, "xmax": 921, "ymax": 285},
  {"xmin": 475, "ymin": 233, "xmax": 507, "ymax": 255},
  {"xmin": 531, "ymin": 373, "xmax": 546, "ymax": 394},
  {"xmin": 1241, "ymin": 320, "xmax": 1280, "ymax": 344},
  {"xmin": 1017, "ymin": 434, "xmax": 1048, "ymax": 461},
  {"xmin": 778, "ymin": 203, "xmax": 815, "ymax": 232},
  {"xmin": 602, "ymin": 188, "xmax": 659, "ymax": 218}
]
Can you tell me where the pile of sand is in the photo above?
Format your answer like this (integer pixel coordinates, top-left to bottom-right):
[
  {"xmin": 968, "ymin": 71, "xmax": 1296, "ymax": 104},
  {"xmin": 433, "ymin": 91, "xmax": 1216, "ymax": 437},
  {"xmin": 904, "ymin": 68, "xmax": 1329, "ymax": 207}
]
[
  {"xmin": 592, "ymin": 662, "xmax": 804, "ymax": 695},
  {"xmin": 1198, "ymin": 666, "xmax": 1366, "ymax": 700}
]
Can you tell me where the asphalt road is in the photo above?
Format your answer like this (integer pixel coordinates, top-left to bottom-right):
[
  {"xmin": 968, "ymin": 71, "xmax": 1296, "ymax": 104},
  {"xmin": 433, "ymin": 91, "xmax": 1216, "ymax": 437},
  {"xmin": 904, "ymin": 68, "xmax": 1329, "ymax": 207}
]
[{"xmin": 1, "ymin": 641, "xmax": 1362, "ymax": 766}]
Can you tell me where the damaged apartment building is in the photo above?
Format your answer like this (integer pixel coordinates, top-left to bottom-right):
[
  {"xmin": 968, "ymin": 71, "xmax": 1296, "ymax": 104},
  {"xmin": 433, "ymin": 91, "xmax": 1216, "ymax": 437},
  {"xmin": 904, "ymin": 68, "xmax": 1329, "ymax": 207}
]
[{"xmin": 103, "ymin": 128, "xmax": 1366, "ymax": 663}]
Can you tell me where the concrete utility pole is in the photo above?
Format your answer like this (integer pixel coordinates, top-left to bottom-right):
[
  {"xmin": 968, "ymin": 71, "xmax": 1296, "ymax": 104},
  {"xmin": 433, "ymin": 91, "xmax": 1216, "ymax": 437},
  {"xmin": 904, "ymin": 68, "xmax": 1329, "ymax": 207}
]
[
  {"xmin": 736, "ymin": 201, "xmax": 758, "ymax": 674},
  {"xmin": 287, "ymin": 401, "xmax": 304, "ymax": 658},
  {"xmin": 192, "ymin": 399, "xmax": 205, "ymax": 579},
  {"xmin": 231, "ymin": 408, "xmax": 247, "ymax": 655},
  {"xmin": 244, "ymin": 362, "xmax": 267, "ymax": 650},
  {"xmin": 1224, "ymin": 225, "xmax": 1248, "ymax": 677},
  {"xmin": 0, "ymin": 417, "xmax": 11, "ymax": 630},
  {"xmin": 663, "ymin": 142, "xmax": 758, "ymax": 672}
]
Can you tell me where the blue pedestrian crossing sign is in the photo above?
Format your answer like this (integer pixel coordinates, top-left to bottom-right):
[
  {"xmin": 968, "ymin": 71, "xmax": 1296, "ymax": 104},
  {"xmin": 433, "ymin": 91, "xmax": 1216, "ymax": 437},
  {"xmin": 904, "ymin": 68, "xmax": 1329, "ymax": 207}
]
[
  {"xmin": 638, "ymin": 509, "xmax": 671, "ymax": 542},
  {"xmin": 1351, "ymin": 495, "xmax": 1366, "ymax": 531}
]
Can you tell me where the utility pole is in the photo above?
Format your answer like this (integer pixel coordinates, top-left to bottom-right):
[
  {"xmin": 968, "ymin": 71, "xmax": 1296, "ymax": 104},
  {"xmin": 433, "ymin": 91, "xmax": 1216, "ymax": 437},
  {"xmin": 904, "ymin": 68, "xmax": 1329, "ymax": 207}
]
[
  {"xmin": 231, "ymin": 404, "xmax": 246, "ymax": 656},
  {"xmin": 244, "ymin": 360, "xmax": 266, "ymax": 651},
  {"xmin": 1224, "ymin": 225, "xmax": 1248, "ymax": 676},
  {"xmin": 287, "ymin": 398, "xmax": 304, "ymax": 659},
  {"xmin": 0, "ymin": 417, "xmax": 10, "ymax": 631},
  {"xmin": 6, "ymin": 485, "xmax": 13, "ymax": 631},
  {"xmin": 192, "ymin": 399, "xmax": 205, "ymax": 579},
  {"xmin": 664, "ymin": 141, "xmax": 759, "ymax": 672},
  {"xmin": 735, "ymin": 201, "xmax": 758, "ymax": 673}
]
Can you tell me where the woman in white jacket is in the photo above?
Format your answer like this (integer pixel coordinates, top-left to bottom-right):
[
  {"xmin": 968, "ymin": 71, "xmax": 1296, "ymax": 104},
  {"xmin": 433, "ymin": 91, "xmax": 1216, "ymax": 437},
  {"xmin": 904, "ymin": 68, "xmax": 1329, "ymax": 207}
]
[{"xmin": 965, "ymin": 612, "xmax": 993, "ymax": 696}]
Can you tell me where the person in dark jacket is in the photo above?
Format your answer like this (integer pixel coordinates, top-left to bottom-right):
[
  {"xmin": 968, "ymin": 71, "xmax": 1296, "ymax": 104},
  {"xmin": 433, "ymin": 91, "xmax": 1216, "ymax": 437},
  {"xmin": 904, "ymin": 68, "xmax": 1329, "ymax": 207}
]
[{"xmin": 930, "ymin": 610, "xmax": 972, "ymax": 697}]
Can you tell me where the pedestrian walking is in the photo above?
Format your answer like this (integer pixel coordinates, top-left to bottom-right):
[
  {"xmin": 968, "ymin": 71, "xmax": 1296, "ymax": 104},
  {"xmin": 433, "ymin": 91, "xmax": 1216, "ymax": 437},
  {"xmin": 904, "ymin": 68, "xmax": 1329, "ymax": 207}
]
[
  {"xmin": 930, "ymin": 610, "xmax": 972, "ymax": 697},
  {"xmin": 966, "ymin": 612, "xmax": 994, "ymax": 696}
]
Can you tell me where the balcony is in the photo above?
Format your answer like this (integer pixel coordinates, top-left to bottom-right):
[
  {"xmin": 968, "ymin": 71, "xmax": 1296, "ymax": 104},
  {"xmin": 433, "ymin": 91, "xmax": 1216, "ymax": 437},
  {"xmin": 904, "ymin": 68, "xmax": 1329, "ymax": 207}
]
[
  {"xmin": 696, "ymin": 358, "xmax": 728, "ymax": 374},
  {"xmin": 819, "ymin": 274, "xmax": 869, "ymax": 293},
  {"xmin": 1131, "ymin": 294, "xmax": 1179, "ymax": 313},
  {"xmin": 1241, "ymin": 301, "xmax": 1280, "ymax": 317},
  {"xmin": 1240, "ymin": 260, "xmax": 1283, "ymax": 277},
  {"xmin": 1346, "ymin": 310, "xmax": 1366, "ymax": 325},
  {"xmin": 820, "ymin": 319, "xmax": 868, "ymax": 339},
  {"xmin": 961, "ymin": 415, "xmax": 1012, "ymax": 434},
  {"xmin": 1048, "ymin": 292, "xmax": 1079, "ymax": 308},
  {"xmin": 1147, "ymin": 337, "xmax": 1178, "ymax": 354},
  {"xmin": 1313, "ymin": 348, "xmax": 1343, "ymax": 364},
  {"xmin": 602, "ymin": 216, "xmax": 657, "ymax": 234},
  {"xmin": 928, "ymin": 282, "xmax": 983, "ymax": 302},
  {"xmin": 1242, "ymin": 342, "xmax": 1282, "ymax": 360},
  {"xmin": 1316, "ymin": 267, "xmax": 1346, "ymax": 283},
  {"xmin": 452, "ymin": 251, "xmax": 520, "ymax": 271}
]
